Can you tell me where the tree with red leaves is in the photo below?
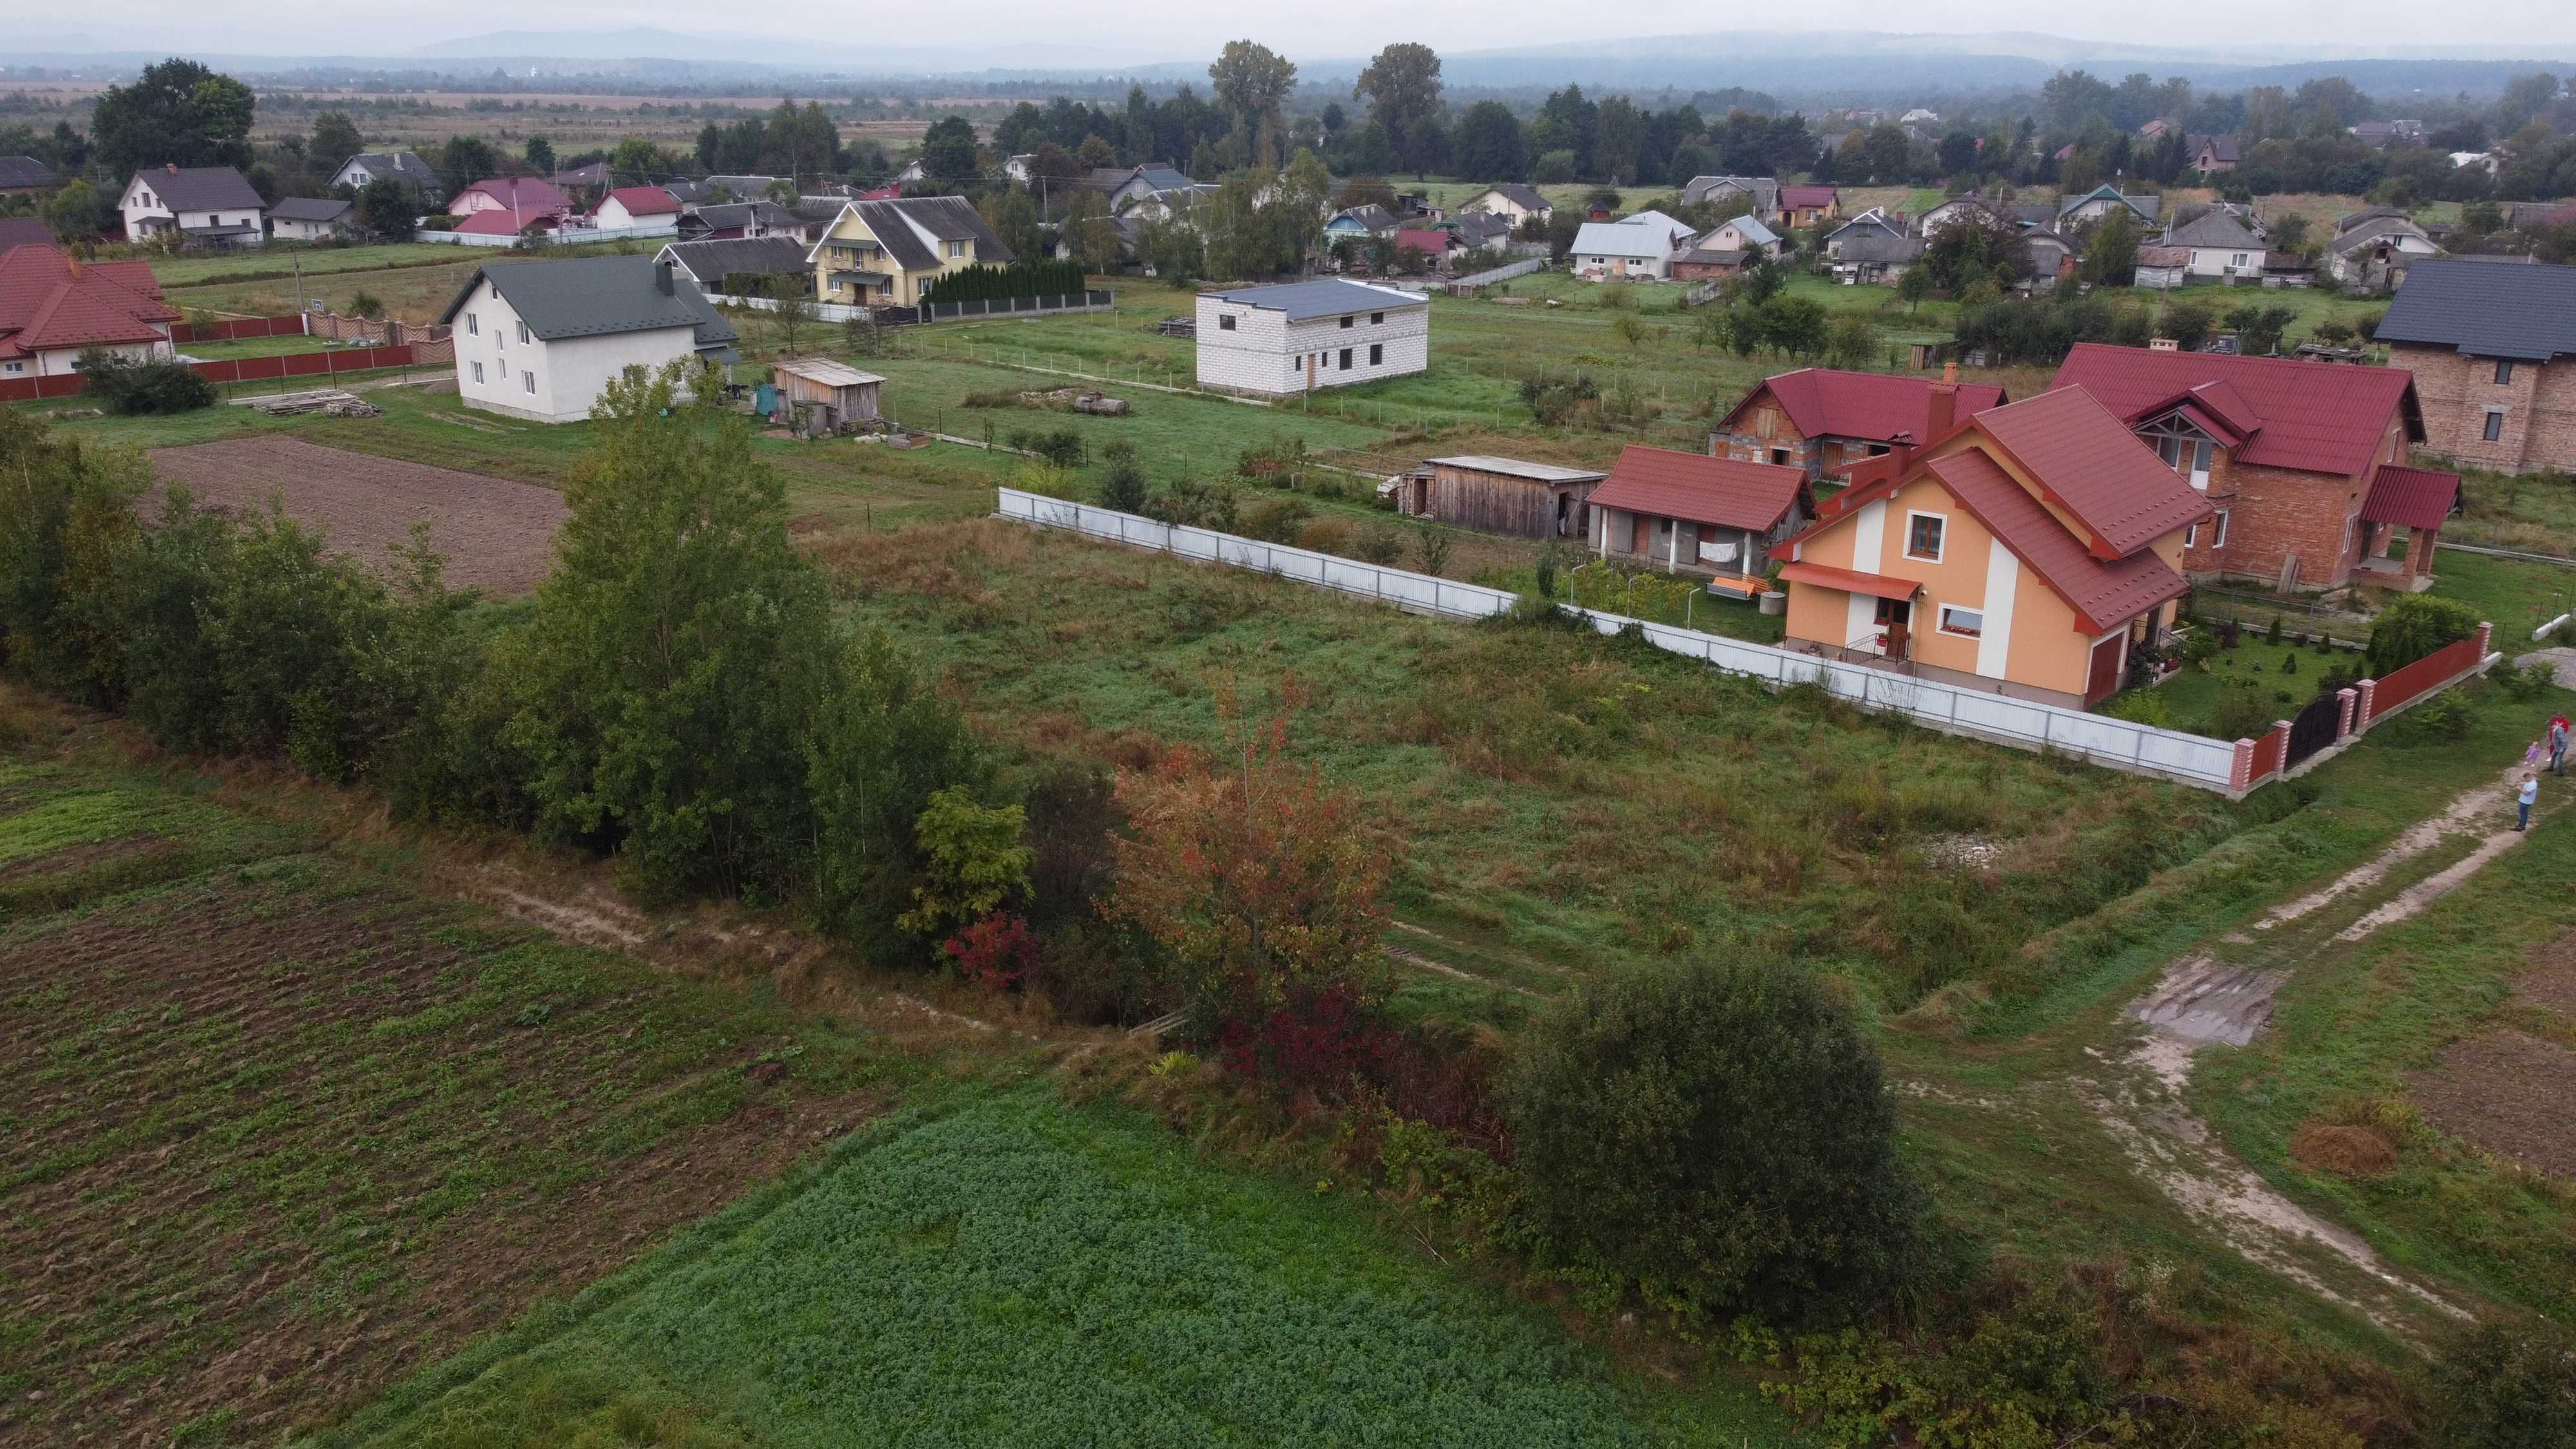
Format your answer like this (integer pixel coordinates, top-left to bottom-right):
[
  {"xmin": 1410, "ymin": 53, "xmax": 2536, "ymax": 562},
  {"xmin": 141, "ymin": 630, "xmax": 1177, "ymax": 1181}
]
[{"xmin": 1109, "ymin": 677, "xmax": 1387, "ymax": 1028}]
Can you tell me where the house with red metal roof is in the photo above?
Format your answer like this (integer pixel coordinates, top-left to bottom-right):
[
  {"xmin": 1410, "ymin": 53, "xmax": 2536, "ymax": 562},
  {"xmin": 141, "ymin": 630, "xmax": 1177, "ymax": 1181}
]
[
  {"xmin": 450, "ymin": 177, "xmax": 571, "ymax": 224},
  {"xmin": 0, "ymin": 243, "xmax": 178, "ymax": 379},
  {"xmin": 2047, "ymin": 343, "xmax": 2457, "ymax": 591},
  {"xmin": 1767, "ymin": 384, "xmax": 2212, "ymax": 709},
  {"xmin": 1586, "ymin": 446, "xmax": 1813, "ymax": 592},
  {"xmin": 1777, "ymin": 184, "xmax": 1841, "ymax": 229},
  {"xmin": 1712, "ymin": 366, "xmax": 2008, "ymax": 481},
  {"xmin": 593, "ymin": 186, "xmax": 682, "ymax": 231}
]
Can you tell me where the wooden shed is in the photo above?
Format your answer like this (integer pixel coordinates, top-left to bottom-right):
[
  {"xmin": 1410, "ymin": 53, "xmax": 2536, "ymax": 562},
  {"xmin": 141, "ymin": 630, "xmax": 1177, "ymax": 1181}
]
[
  {"xmin": 1404, "ymin": 455, "xmax": 1609, "ymax": 540},
  {"xmin": 770, "ymin": 357, "xmax": 884, "ymax": 433}
]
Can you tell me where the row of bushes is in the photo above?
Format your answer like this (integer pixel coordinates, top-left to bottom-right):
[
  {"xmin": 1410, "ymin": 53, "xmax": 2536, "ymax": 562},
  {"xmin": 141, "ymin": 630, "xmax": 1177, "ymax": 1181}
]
[{"xmin": 919, "ymin": 259, "xmax": 1088, "ymax": 304}]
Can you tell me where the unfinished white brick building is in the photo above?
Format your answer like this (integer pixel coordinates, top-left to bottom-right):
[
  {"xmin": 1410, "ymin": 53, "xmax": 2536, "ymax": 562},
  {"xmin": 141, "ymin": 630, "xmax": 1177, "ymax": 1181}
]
[{"xmin": 1193, "ymin": 279, "xmax": 1429, "ymax": 397}]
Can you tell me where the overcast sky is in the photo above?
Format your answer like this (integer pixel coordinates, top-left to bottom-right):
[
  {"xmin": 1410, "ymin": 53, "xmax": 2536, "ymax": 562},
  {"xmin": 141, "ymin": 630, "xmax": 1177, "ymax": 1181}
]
[{"xmin": 19, "ymin": 3, "xmax": 2576, "ymax": 62}]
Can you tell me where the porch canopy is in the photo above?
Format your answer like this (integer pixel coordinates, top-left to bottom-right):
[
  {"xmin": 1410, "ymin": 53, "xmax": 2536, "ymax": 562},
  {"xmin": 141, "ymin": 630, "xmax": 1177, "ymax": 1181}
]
[
  {"xmin": 2360, "ymin": 463, "xmax": 2460, "ymax": 531},
  {"xmin": 1776, "ymin": 560, "xmax": 1921, "ymax": 601}
]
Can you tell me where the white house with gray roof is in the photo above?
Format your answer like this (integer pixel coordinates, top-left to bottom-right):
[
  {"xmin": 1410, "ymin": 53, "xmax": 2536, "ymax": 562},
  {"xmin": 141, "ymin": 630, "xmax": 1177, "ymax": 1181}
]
[
  {"xmin": 120, "ymin": 165, "xmax": 266, "ymax": 249},
  {"xmin": 1194, "ymin": 279, "xmax": 1428, "ymax": 396},
  {"xmin": 330, "ymin": 151, "xmax": 444, "ymax": 204},
  {"xmin": 436, "ymin": 255, "xmax": 739, "ymax": 423},
  {"xmin": 1568, "ymin": 210, "xmax": 1694, "ymax": 279}
]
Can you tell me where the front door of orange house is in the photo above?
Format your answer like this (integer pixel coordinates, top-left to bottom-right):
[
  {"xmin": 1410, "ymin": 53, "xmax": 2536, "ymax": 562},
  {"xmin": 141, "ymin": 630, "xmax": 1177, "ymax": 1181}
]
[
  {"xmin": 2085, "ymin": 633, "xmax": 2125, "ymax": 706},
  {"xmin": 1873, "ymin": 597, "xmax": 1911, "ymax": 658}
]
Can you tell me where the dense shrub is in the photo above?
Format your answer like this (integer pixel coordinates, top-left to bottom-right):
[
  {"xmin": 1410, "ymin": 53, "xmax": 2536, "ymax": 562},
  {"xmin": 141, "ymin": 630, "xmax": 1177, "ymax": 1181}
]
[
  {"xmin": 918, "ymin": 258, "xmax": 1086, "ymax": 303},
  {"xmin": 2364, "ymin": 594, "xmax": 2481, "ymax": 677},
  {"xmin": 1097, "ymin": 439, "xmax": 1148, "ymax": 513},
  {"xmin": 1501, "ymin": 957, "xmax": 1925, "ymax": 1327},
  {"xmin": 2208, "ymin": 679, "xmax": 2280, "ymax": 742},
  {"xmin": 2423, "ymin": 1314, "xmax": 2576, "ymax": 1448},
  {"xmin": 77, "ymin": 348, "xmax": 214, "ymax": 415}
]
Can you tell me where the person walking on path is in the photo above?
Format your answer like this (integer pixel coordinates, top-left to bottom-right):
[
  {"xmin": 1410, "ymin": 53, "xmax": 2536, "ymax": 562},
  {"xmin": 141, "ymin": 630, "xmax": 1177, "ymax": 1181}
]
[
  {"xmin": 2519, "ymin": 772, "xmax": 2540, "ymax": 831},
  {"xmin": 2550, "ymin": 713, "xmax": 2571, "ymax": 776},
  {"xmin": 2528, "ymin": 738, "xmax": 2546, "ymax": 773}
]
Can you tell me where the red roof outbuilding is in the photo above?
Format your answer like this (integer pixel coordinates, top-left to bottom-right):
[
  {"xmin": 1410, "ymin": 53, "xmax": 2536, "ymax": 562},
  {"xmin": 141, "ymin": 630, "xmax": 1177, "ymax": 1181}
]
[
  {"xmin": 602, "ymin": 185, "xmax": 681, "ymax": 217},
  {"xmin": 1588, "ymin": 444, "xmax": 1812, "ymax": 531},
  {"xmin": 1779, "ymin": 184, "xmax": 1839, "ymax": 210},
  {"xmin": 2046, "ymin": 342, "xmax": 2423, "ymax": 478},
  {"xmin": 2360, "ymin": 464, "xmax": 2461, "ymax": 531},
  {"xmin": 1394, "ymin": 227, "xmax": 1451, "ymax": 256}
]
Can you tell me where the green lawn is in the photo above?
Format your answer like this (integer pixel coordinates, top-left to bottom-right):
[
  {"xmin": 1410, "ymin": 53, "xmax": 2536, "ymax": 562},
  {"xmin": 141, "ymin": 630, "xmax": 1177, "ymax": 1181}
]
[
  {"xmin": 145, "ymin": 241, "xmax": 502, "ymax": 288},
  {"xmin": 2430, "ymin": 551, "xmax": 2576, "ymax": 655},
  {"xmin": 2152, "ymin": 631, "xmax": 2360, "ymax": 737},
  {"xmin": 317, "ymin": 1092, "xmax": 1809, "ymax": 1449},
  {"xmin": 2447, "ymin": 466, "xmax": 2576, "ymax": 556},
  {"xmin": 177, "ymin": 332, "xmax": 337, "ymax": 361}
]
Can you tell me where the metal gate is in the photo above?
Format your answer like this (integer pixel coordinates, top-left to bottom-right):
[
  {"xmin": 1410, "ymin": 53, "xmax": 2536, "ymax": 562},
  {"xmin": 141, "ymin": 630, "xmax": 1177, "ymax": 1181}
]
[{"xmin": 2284, "ymin": 690, "xmax": 2342, "ymax": 770}]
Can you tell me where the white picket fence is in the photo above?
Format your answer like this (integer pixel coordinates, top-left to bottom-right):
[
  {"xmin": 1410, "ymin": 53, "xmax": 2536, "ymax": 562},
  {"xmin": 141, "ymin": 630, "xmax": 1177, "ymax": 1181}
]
[{"xmin": 994, "ymin": 488, "xmax": 2246, "ymax": 793}]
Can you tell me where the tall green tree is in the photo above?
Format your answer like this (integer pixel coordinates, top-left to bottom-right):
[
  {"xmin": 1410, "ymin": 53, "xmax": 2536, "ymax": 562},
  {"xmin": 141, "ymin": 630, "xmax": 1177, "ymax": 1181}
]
[
  {"xmin": 523, "ymin": 135, "xmax": 556, "ymax": 175},
  {"xmin": 1450, "ymin": 100, "xmax": 1526, "ymax": 180},
  {"xmin": 440, "ymin": 135, "xmax": 499, "ymax": 185},
  {"xmin": 2078, "ymin": 209, "xmax": 2142, "ymax": 286},
  {"xmin": 1352, "ymin": 43, "xmax": 1444, "ymax": 178},
  {"xmin": 354, "ymin": 177, "xmax": 417, "ymax": 240},
  {"xmin": 979, "ymin": 185, "xmax": 1043, "ymax": 267},
  {"xmin": 91, "ymin": 58, "xmax": 255, "ymax": 176},
  {"xmin": 309, "ymin": 111, "xmax": 364, "ymax": 170},
  {"xmin": 499, "ymin": 362, "xmax": 834, "ymax": 903},
  {"xmin": 918, "ymin": 115, "xmax": 981, "ymax": 184},
  {"xmin": 1209, "ymin": 40, "xmax": 1297, "ymax": 168}
]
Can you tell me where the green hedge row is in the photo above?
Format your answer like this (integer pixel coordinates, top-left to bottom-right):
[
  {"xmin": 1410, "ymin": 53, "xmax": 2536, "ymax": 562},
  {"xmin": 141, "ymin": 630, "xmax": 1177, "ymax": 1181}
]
[{"xmin": 920, "ymin": 259, "xmax": 1087, "ymax": 303}]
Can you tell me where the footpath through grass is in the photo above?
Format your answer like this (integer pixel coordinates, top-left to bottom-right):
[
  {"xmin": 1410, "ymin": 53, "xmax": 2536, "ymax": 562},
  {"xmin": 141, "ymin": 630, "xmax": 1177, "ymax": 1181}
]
[{"xmin": 319, "ymin": 1090, "xmax": 1806, "ymax": 1449}]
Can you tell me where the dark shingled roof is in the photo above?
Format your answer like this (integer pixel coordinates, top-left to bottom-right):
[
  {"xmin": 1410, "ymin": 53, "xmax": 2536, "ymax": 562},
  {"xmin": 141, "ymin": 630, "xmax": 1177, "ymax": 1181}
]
[
  {"xmin": 657, "ymin": 236, "xmax": 811, "ymax": 285},
  {"xmin": 344, "ymin": 151, "xmax": 439, "ymax": 191},
  {"xmin": 269, "ymin": 196, "xmax": 352, "ymax": 223},
  {"xmin": 1202, "ymin": 278, "xmax": 1428, "ymax": 322},
  {"xmin": 2374, "ymin": 258, "xmax": 2576, "ymax": 362},
  {"xmin": 1473, "ymin": 182, "xmax": 1549, "ymax": 212},
  {"xmin": 128, "ymin": 166, "xmax": 263, "ymax": 212},
  {"xmin": 437, "ymin": 255, "xmax": 737, "ymax": 350},
  {"xmin": 0, "ymin": 156, "xmax": 57, "ymax": 189},
  {"xmin": 837, "ymin": 196, "xmax": 1011, "ymax": 272}
]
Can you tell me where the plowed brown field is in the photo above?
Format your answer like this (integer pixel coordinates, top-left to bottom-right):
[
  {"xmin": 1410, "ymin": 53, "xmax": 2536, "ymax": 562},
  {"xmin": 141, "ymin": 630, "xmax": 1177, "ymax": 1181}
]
[{"xmin": 146, "ymin": 436, "xmax": 567, "ymax": 596}]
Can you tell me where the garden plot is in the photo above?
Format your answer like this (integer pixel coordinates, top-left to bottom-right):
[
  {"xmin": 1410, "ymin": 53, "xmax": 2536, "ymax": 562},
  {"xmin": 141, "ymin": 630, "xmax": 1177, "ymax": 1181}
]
[{"xmin": 147, "ymin": 436, "xmax": 567, "ymax": 596}]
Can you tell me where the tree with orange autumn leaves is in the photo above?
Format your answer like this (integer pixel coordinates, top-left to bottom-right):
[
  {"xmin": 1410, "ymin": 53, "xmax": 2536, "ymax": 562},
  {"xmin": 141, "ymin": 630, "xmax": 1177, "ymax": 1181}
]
[{"xmin": 1108, "ymin": 677, "xmax": 1390, "ymax": 1027}]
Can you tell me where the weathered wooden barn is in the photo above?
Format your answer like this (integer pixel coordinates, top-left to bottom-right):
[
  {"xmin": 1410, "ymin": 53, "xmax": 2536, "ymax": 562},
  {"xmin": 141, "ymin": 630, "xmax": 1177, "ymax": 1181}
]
[
  {"xmin": 1399, "ymin": 455, "xmax": 1609, "ymax": 539},
  {"xmin": 771, "ymin": 357, "xmax": 884, "ymax": 433}
]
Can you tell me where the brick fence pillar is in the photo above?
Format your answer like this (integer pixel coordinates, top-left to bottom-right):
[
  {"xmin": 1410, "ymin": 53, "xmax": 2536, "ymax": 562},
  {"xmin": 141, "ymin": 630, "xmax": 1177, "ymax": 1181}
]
[
  {"xmin": 2271, "ymin": 719, "xmax": 2293, "ymax": 778},
  {"xmin": 2355, "ymin": 677, "xmax": 2378, "ymax": 730},
  {"xmin": 2336, "ymin": 687, "xmax": 2358, "ymax": 737},
  {"xmin": 2475, "ymin": 621, "xmax": 2494, "ymax": 658},
  {"xmin": 2230, "ymin": 738, "xmax": 2255, "ymax": 791}
]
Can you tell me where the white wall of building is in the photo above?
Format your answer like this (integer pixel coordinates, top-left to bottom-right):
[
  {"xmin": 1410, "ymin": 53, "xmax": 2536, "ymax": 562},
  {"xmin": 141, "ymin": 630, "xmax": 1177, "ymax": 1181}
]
[
  {"xmin": 2183, "ymin": 244, "xmax": 2262, "ymax": 279},
  {"xmin": 3, "ymin": 338, "xmax": 169, "ymax": 380},
  {"xmin": 1193, "ymin": 294, "xmax": 1429, "ymax": 395},
  {"xmin": 120, "ymin": 176, "xmax": 263, "ymax": 247},
  {"xmin": 450, "ymin": 276, "xmax": 702, "ymax": 423},
  {"xmin": 272, "ymin": 216, "xmax": 346, "ymax": 242}
]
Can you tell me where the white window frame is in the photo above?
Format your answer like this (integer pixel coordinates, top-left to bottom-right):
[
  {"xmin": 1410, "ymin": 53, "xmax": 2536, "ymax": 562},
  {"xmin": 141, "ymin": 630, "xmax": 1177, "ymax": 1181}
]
[
  {"xmin": 471, "ymin": 361, "xmax": 484, "ymax": 383},
  {"xmin": 524, "ymin": 371, "xmax": 536, "ymax": 395},
  {"xmin": 516, "ymin": 321, "xmax": 531, "ymax": 345},
  {"xmin": 2184, "ymin": 522, "xmax": 2198, "ymax": 548},
  {"xmin": 1937, "ymin": 603, "xmax": 1984, "ymax": 638},
  {"xmin": 466, "ymin": 312, "xmax": 478, "ymax": 336},
  {"xmin": 2211, "ymin": 509, "xmax": 2229, "ymax": 547},
  {"xmin": 1903, "ymin": 509, "xmax": 1946, "ymax": 563}
]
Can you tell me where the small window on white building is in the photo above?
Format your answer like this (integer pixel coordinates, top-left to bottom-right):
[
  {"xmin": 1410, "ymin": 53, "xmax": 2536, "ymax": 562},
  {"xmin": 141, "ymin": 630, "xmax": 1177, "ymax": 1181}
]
[
  {"xmin": 1937, "ymin": 605, "xmax": 1984, "ymax": 638},
  {"xmin": 466, "ymin": 313, "xmax": 478, "ymax": 336},
  {"xmin": 471, "ymin": 361, "xmax": 485, "ymax": 383},
  {"xmin": 524, "ymin": 372, "xmax": 536, "ymax": 395},
  {"xmin": 1369, "ymin": 343, "xmax": 1383, "ymax": 365},
  {"xmin": 1340, "ymin": 316, "xmax": 1354, "ymax": 328},
  {"xmin": 516, "ymin": 321, "xmax": 531, "ymax": 345},
  {"xmin": 1370, "ymin": 312, "xmax": 1383, "ymax": 324},
  {"xmin": 3, "ymin": 361, "xmax": 22, "ymax": 375},
  {"xmin": 1218, "ymin": 314, "xmax": 1236, "ymax": 330}
]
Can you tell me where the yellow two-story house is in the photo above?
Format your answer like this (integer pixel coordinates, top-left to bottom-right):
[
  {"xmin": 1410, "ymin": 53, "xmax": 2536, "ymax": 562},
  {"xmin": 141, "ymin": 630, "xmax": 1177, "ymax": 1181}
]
[{"xmin": 806, "ymin": 195, "xmax": 1014, "ymax": 307}]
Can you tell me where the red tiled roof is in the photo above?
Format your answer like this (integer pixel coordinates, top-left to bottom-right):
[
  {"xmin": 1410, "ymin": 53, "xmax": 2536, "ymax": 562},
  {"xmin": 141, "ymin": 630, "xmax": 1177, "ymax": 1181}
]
[
  {"xmin": 1926, "ymin": 450, "xmax": 2192, "ymax": 632},
  {"xmin": 1779, "ymin": 184, "xmax": 1838, "ymax": 209},
  {"xmin": 1589, "ymin": 445, "xmax": 1810, "ymax": 531},
  {"xmin": 451, "ymin": 208, "xmax": 561, "ymax": 236},
  {"xmin": 1973, "ymin": 386, "xmax": 2213, "ymax": 559},
  {"xmin": 1777, "ymin": 560, "xmax": 1921, "ymax": 600},
  {"xmin": 1725, "ymin": 368, "xmax": 2007, "ymax": 446},
  {"xmin": 0, "ymin": 243, "xmax": 178, "ymax": 359},
  {"xmin": 2047, "ymin": 342, "xmax": 2420, "ymax": 478},
  {"xmin": 1394, "ymin": 228, "xmax": 1450, "ymax": 254},
  {"xmin": 603, "ymin": 185, "xmax": 680, "ymax": 216},
  {"xmin": 2361, "ymin": 464, "xmax": 2460, "ymax": 530},
  {"xmin": 456, "ymin": 177, "xmax": 570, "ymax": 214}
]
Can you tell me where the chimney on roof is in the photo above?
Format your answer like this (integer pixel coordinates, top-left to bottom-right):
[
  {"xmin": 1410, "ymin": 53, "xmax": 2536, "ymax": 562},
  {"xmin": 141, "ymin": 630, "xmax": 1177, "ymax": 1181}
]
[
  {"xmin": 656, "ymin": 259, "xmax": 674, "ymax": 295},
  {"xmin": 164, "ymin": 162, "xmax": 177, "ymax": 173},
  {"xmin": 1926, "ymin": 377, "xmax": 1958, "ymax": 439},
  {"xmin": 1888, "ymin": 428, "xmax": 1917, "ymax": 480}
]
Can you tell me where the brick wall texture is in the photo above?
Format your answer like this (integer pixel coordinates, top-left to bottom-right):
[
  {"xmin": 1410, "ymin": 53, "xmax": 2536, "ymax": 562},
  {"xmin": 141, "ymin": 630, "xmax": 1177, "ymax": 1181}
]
[{"xmin": 2389, "ymin": 342, "xmax": 2576, "ymax": 475}]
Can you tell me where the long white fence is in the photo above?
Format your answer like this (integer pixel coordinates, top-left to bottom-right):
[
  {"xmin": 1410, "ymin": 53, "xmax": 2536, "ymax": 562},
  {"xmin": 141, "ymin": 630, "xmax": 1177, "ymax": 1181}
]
[
  {"xmin": 413, "ymin": 221, "xmax": 680, "ymax": 249},
  {"xmin": 996, "ymin": 488, "xmax": 2245, "ymax": 793}
]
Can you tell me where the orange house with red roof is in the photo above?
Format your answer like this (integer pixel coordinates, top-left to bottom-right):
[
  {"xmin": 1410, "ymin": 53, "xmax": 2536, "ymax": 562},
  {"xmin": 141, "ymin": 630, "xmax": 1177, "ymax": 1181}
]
[
  {"xmin": 2047, "ymin": 343, "xmax": 2456, "ymax": 591},
  {"xmin": 0, "ymin": 243, "xmax": 178, "ymax": 380},
  {"xmin": 1770, "ymin": 384, "xmax": 2213, "ymax": 709}
]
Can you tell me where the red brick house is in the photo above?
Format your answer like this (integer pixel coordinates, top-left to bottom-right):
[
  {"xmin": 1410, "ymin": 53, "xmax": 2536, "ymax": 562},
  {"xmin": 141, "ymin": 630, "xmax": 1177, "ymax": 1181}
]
[
  {"xmin": 1711, "ymin": 367, "xmax": 2007, "ymax": 480},
  {"xmin": 2373, "ymin": 258, "xmax": 2576, "ymax": 477},
  {"xmin": 2047, "ymin": 343, "xmax": 2458, "ymax": 591}
]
